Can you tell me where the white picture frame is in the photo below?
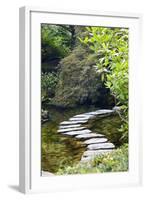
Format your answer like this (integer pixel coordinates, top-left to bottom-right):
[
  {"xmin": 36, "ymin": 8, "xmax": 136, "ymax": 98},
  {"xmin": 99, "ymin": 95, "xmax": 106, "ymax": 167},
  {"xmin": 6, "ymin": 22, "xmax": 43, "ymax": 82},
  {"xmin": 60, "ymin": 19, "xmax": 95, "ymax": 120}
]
[{"xmin": 19, "ymin": 6, "xmax": 143, "ymax": 194}]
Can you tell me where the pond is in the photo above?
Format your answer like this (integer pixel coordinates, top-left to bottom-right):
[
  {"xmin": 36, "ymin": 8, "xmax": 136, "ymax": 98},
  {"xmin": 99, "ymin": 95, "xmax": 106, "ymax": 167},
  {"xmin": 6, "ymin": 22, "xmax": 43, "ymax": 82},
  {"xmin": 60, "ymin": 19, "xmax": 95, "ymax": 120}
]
[{"xmin": 41, "ymin": 105, "xmax": 123, "ymax": 174}]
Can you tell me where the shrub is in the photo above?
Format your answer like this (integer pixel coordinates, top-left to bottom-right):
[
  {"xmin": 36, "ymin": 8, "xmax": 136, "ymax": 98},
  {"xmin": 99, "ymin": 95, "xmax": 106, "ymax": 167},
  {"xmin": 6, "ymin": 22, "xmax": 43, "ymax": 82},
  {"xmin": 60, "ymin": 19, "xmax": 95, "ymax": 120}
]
[
  {"xmin": 41, "ymin": 72, "xmax": 58, "ymax": 100},
  {"xmin": 80, "ymin": 27, "xmax": 129, "ymax": 140},
  {"xmin": 53, "ymin": 46, "xmax": 113, "ymax": 107},
  {"xmin": 57, "ymin": 144, "xmax": 128, "ymax": 175}
]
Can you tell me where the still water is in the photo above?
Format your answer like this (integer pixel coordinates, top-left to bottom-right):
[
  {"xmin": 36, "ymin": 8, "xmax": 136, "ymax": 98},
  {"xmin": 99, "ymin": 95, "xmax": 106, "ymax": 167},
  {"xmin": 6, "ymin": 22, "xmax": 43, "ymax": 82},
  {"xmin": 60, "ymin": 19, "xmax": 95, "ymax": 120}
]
[{"xmin": 41, "ymin": 106, "xmax": 123, "ymax": 174}]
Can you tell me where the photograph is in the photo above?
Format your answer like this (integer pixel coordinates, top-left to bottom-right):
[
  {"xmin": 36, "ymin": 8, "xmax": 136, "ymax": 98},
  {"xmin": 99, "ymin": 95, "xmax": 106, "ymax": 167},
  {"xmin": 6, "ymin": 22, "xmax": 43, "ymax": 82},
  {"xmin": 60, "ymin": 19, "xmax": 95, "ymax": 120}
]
[{"xmin": 41, "ymin": 24, "xmax": 129, "ymax": 176}]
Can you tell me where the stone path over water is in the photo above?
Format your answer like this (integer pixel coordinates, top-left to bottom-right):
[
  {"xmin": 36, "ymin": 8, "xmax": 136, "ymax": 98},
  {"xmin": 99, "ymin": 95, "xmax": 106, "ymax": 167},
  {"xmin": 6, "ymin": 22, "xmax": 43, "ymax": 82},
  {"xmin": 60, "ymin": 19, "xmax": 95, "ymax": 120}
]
[{"xmin": 57, "ymin": 109, "xmax": 116, "ymax": 162}]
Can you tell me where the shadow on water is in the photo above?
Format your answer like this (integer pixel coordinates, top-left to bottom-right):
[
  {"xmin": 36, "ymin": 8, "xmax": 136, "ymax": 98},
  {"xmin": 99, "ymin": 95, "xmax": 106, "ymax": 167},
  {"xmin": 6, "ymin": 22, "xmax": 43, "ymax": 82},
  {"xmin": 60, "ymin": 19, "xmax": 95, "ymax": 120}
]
[{"xmin": 41, "ymin": 106, "xmax": 123, "ymax": 173}]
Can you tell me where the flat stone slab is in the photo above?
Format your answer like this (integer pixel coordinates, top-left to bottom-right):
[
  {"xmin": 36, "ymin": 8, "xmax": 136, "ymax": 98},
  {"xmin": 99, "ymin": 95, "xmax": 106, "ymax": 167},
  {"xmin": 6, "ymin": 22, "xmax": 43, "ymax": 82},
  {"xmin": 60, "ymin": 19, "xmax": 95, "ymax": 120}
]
[
  {"xmin": 83, "ymin": 149, "xmax": 114, "ymax": 157},
  {"xmin": 69, "ymin": 117, "xmax": 89, "ymax": 121},
  {"xmin": 80, "ymin": 156, "xmax": 93, "ymax": 162},
  {"xmin": 85, "ymin": 109, "xmax": 114, "ymax": 116},
  {"xmin": 81, "ymin": 149, "xmax": 114, "ymax": 162},
  {"xmin": 41, "ymin": 171, "xmax": 54, "ymax": 176},
  {"xmin": 58, "ymin": 127, "xmax": 85, "ymax": 133},
  {"xmin": 75, "ymin": 133, "xmax": 104, "ymax": 139},
  {"xmin": 87, "ymin": 142, "xmax": 115, "ymax": 150},
  {"xmin": 83, "ymin": 138, "xmax": 108, "ymax": 145},
  {"xmin": 61, "ymin": 129, "xmax": 91, "ymax": 136},
  {"xmin": 60, "ymin": 120, "xmax": 87, "ymax": 125},
  {"xmin": 74, "ymin": 114, "xmax": 95, "ymax": 118},
  {"xmin": 59, "ymin": 124, "xmax": 81, "ymax": 129}
]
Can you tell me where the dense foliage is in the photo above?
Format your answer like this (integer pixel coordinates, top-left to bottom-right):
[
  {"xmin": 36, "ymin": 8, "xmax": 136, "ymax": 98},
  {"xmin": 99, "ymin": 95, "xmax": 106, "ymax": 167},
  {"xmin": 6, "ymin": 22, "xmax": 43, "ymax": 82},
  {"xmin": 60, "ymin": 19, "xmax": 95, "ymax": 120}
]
[
  {"xmin": 80, "ymin": 27, "xmax": 129, "ymax": 140},
  {"xmin": 53, "ymin": 26, "xmax": 114, "ymax": 107},
  {"xmin": 53, "ymin": 46, "xmax": 113, "ymax": 107},
  {"xmin": 41, "ymin": 24, "xmax": 72, "ymax": 63},
  {"xmin": 57, "ymin": 144, "xmax": 128, "ymax": 175},
  {"xmin": 41, "ymin": 72, "xmax": 58, "ymax": 101}
]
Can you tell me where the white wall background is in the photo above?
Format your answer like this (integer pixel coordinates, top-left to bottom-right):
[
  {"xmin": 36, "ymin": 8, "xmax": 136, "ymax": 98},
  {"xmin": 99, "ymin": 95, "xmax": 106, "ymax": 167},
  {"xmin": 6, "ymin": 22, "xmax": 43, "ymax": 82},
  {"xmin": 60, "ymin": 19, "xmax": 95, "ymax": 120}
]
[{"xmin": 0, "ymin": 0, "xmax": 145, "ymax": 199}]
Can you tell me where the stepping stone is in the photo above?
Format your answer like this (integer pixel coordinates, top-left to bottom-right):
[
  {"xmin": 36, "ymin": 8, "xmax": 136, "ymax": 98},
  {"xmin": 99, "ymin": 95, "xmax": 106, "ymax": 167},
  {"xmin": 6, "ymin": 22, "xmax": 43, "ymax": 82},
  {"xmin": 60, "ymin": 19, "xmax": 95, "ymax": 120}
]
[
  {"xmin": 59, "ymin": 124, "xmax": 81, "ymax": 129},
  {"xmin": 80, "ymin": 156, "xmax": 92, "ymax": 162},
  {"xmin": 83, "ymin": 138, "xmax": 108, "ymax": 145},
  {"xmin": 98, "ymin": 109, "xmax": 114, "ymax": 113},
  {"xmin": 60, "ymin": 120, "xmax": 87, "ymax": 125},
  {"xmin": 73, "ymin": 114, "xmax": 95, "ymax": 119},
  {"xmin": 86, "ymin": 109, "xmax": 114, "ymax": 116},
  {"xmin": 81, "ymin": 149, "xmax": 114, "ymax": 162},
  {"xmin": 61, "ymin": 129, "xmax": 91, "ymax": 136},
  {"xmin": 82, "ymin": 149, "xmax": 114, "ymax": 157},
  {"xmin": 58, "ymin": 127, "xmax": 85, "ymax": 133},
  {"xmin": 41, "ymin": 171, "xmax": 54, "ymax": 176},
  {"xmin": 87, "ymin": 142, "xmax": 115, "ymax": 150},
  {"xmin": 69, "ymin": 117, "xmax": 89, "ymax": 121},
  {"xmin": 75, "ymin": 133, "xmax": 104, "ymax": 139},
  {"xmin": 84, "ymin": 111, "xmax": 100, "ymax": 115}
]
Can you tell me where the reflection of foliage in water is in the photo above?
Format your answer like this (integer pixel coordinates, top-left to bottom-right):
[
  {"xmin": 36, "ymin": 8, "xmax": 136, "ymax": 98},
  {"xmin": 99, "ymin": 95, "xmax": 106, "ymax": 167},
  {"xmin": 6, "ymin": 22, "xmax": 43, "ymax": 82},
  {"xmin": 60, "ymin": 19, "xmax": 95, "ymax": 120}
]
[
  {"xmin": 41, "ymin": 106, "xmax": 98, "ymax": 173},
  {"xmin": 88, "ymin": 114, "xmax": 128, "ymax": 146},
  {"xmin": 41, "ymin": 106, "xmax": 124, "ymax": 173}
]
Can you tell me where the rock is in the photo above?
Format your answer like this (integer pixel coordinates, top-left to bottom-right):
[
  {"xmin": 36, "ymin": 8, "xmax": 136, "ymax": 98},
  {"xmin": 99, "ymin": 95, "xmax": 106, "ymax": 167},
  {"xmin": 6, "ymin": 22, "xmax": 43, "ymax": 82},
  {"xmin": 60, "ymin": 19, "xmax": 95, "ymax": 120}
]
[
  {"xmin": 69, "ymin": 117, "xmax": 89, "ymax": 121},
  {"xmin": 87, "ymin": 143, "xmax": 115, "ymax": 150},
  {"xmin": 41, "ymin": 171, "xmax": 54, "ymax": 176},
  {"xmin": 61, "ymin": 129, "xmax": 91, "ymax": 136},
  {"xmin": 74, "ymin": 114, "xmax": 95, "ymax": 118},
  {"xmin": 87, "ymin": 109, "xmax": 114, "ymax": 115},
  {"xmin": 113, "ymin": 106, "xmax": 121, "ymax": 111},
  {"xmin": 75, "ymin": 133, "xmax": 104, "ymax": 139},
  {"xmin": 59, "ymin": 124, "xmax": 81, "ymax": 129},
  {"xmin": 81, "ymin": 149, "xmax": 114, "ymax": 162},
  {"xmin": 98, "ymin": 109, "xmax": 114, "ymax": 113},
  {"xmin": 41, "ymin": 109, "xmax": 49, "ymax": 119},
  {"xmin": 60, "ymin": 120, "xmax": 87, "ymax": 125},
  {"xmin": 80, "ymin": 156, "xmax": 92, "ymax": 162},
  {"xmin": 82, "ymin": 149, "xmax": 114, "ymax": 157},
  {"xmin": 58, "ymin": 127, "xmax": 85, "ymax": 133},
  {"xmin": 83, "ymin": 138, "xmax": 108, "ymax": 145}
]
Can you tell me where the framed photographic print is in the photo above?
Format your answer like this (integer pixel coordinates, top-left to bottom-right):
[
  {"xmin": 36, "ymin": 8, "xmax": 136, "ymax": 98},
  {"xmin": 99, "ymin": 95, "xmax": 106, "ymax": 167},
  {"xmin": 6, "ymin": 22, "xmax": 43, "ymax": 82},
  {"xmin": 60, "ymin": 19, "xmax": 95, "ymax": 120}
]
[{"xmin": 19, "ymin": 6, "xmax": 142, "ymax": 193}]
